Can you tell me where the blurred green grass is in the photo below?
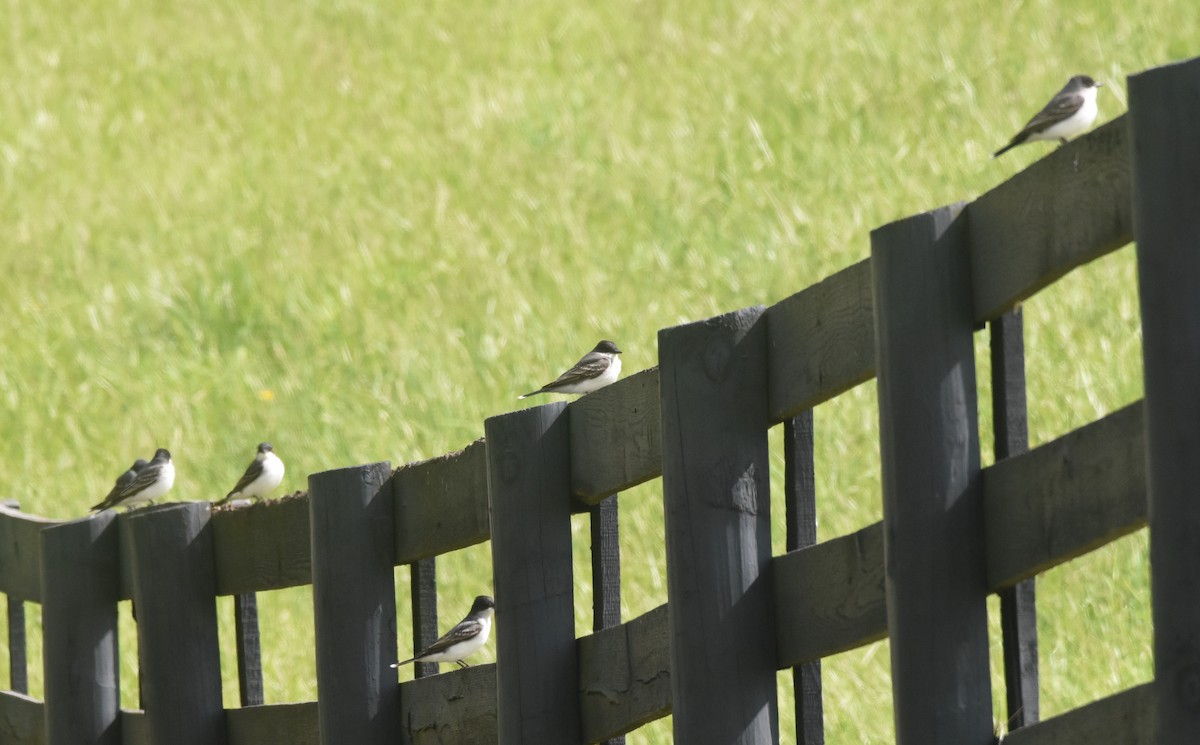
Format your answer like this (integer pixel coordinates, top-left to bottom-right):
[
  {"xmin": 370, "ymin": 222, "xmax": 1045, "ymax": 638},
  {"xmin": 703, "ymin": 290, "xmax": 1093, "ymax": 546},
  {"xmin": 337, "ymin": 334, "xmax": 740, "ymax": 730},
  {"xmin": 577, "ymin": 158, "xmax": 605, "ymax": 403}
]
[{"xmin": 0, "ymin": 0, "xmax": 1192, "ymax": 740}]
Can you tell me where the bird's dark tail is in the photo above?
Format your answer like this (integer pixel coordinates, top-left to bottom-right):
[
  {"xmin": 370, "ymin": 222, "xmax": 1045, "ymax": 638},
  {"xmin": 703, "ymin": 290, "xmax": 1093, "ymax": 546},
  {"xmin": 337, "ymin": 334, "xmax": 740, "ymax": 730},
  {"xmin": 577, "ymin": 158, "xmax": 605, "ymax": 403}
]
[{"xmin": 993, "ymin": 136, "xmax": 1025, "ymax": 158}]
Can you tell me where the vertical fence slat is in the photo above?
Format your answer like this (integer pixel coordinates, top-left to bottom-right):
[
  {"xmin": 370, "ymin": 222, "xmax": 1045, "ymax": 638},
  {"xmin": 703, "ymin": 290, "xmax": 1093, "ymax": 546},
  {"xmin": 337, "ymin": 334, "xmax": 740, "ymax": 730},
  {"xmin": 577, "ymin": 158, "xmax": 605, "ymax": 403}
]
[
  {"xmin": 411, "ymin": 557, "xmax": 439, "ymax": 680},
  {"xmin": 6, "ymin": 597, "xmax": 26, "ymax": 695},
  {"xmin": 234, "ymin": 593, "xmax": 265, "ymax": 707},
  {"xmin": 486, "ymin": 404, "xmax": 580, "ymax": 745},
  {"xmin": 785, "ymin": 412, "xmax": 824, "ymax": 745},
  {"xmin": 124, "ymin": 503, "xmax": 226, "ymax": 745},
  {"xmin": 871, "ymin": 204, "xmax": 993, "ymax": 744},
  {"xmin": 990, "ymin": 309, "xmax": 1039, "ymax": 730},
  {"xmin": 3, "ymin": 500, "xmax": 28, "ymax": 696},
  {"xmin": 1130, "ymin": 57, "xmax": 1200, "ymax": 745},
  {"xmin": 590, "ymin": 495, "xmax": 624, "ymax": 745},
  {"xmin": 659, "ymin": 306, "xmax": 779, "ymax": 744},
  {"xmin": 590, "ymin": 495, "xmax": 622, "ymax": 632},
  {"xmin": 41, "ymin": 513, "xmax": 121, "ymax": 745},
  {"xmin": 309, "ymin": 461, "xmax": 398, "ymax": 745}
]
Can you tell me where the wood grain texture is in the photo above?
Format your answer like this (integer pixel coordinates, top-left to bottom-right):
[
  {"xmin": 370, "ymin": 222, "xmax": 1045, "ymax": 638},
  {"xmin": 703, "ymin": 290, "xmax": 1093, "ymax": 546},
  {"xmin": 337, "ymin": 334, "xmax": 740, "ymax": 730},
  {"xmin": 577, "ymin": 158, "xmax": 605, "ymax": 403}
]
[
  {"xmin": 983, "ymin": 402, "xmax": 1146, "ymax": 589},
  {"xmin": 872, "ymin": 204, "xmax": 993, "ymax": 745},
  {"xmin": 968, "ymin": 115, "xmax": 1132, "ymax": 322},
  {"xmin": 1130, "ymin": 55, "xmax": 1200, "ymax": 745},
  {"xmin": 309, "ymin": 462, "xmax": 400, "ymax": 745},
  {"xmin": 486, "ymin": 404, "xmax": 581, "ymax": 745},
  {"xmin": 393, "ymin": 440, "xmax": 490, "ymax": 564},
  {"xmin": 659, "ymin": 306, "xmax": 779, "ymax": 744},
  {"xmin": 123, "ymin": 503, "xmax": 227, "ymax": 745},
  {"xmin": 774, "ymin": 522, "xmax": 886, "ymax": 667},
  {"xmin": 766, "ymin": 259, "xmax": 875, "ymax": 420},
  {"xmin": 570, "ymin": 367, "xmax": 662, "ymax": 503},
  {"xmin": 1002, "ymin": 684, "xmax": 1152, "ymax": 745},
  {"xmin": 0, "ymin": 505, "xmax": 59, "ymax": 601},
  {"xmin": 226, "ymin": 703, "xmax": 319, "ymax": 745},
  {"xmin": 578, "ymin": 604, "xmax": 672, "ymax": 744},
  {"xmin": 0, "ymin": 690, "xmax": 45, "ymax": 745},
  {"xmin": 399, "ymin": 664, "xmax": 497, "ymax": 745},
  {"xmin": 211, "ymin": 496, "xmax": 312, "ymax": 595},
  {"xmin": 40, "ymin": 513, "xmax": 122, "ymax": 745}
]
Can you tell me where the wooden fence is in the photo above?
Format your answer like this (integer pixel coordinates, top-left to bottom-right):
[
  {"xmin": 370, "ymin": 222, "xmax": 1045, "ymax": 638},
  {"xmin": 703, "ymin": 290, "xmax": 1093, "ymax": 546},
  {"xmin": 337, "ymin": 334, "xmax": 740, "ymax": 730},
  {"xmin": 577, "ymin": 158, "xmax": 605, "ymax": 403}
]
[{"xmin": 0, "ymin": 56, "xmax": 1197, "ymax": 745}]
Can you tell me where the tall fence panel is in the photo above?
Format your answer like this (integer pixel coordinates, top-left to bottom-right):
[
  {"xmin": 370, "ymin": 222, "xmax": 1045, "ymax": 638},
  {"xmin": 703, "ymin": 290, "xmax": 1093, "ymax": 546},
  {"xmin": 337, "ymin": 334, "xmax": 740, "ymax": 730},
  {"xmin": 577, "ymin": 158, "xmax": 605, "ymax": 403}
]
[
  {"xmin": 660, "ymin": 307, "xmax": 779, "ymax": 745},
  {"xmin": 1131, "ymin": 56, "xmax": 1200, "ymax": 745},
  {"xmin": 872, "ymin": 204, "xmax": 993, "ymax": 744},
  {"xmin": 486, "ymin": 404, "xmax": 580, "ymax": 745}
]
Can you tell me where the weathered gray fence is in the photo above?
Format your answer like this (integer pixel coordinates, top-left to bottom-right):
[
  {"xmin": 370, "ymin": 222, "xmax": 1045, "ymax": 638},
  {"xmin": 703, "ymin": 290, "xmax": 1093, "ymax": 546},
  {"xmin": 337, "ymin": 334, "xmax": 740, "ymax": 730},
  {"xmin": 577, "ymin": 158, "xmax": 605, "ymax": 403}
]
[{"xmin": 0, "ymin": 55, "xmax": 1197, "ymax": 745}]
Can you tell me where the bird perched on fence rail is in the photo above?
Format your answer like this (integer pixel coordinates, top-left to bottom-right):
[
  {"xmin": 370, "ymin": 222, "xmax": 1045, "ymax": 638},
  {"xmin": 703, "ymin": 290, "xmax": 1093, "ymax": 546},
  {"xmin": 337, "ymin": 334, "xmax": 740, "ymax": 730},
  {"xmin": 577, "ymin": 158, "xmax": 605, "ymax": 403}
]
[
  {"xmin": 993, "ymin": 75, "xmax": 1103, "ymax": 157},
  {"xmin": 392, "ymin": 595, "xmax": 495, "ymax": 669},
  {"xmin": 215, "ymin": 442, "xmax": 285, "ymax": 507},
  {"xmin": 91, "ymin": 449, "xmax": 175, "ymax": 511},
  {"xmin": 519, "ymin": 340, "xmax": 622, "ymax": 398}
]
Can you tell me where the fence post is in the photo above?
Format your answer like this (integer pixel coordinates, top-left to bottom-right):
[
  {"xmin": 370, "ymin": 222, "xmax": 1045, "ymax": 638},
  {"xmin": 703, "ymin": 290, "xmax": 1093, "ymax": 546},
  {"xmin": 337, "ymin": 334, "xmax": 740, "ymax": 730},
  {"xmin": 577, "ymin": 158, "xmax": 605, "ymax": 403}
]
[
  {"xmin": 1130, "ymin": 56, "xmax": 1200, "ymax": 745},
  {"xmin": 871, "ymin": 204, "xmax": 993, "ymax": 744},
  {"xmin": 41, "ymin": 512, "xmax": 122, "ymax": 745},
  {"xmin": 309, "ymin": 462, "xmax": 398, "ymax": 745},
  {"xmin": 785, "ymin": 412, "xmax": 824, "ymax": 745},
  {"xmin": 659, "ymin": 306, "xmax": 778, "ymax": 744},
  {"xmin": 124, "ymin": 503, "xmax": 226, "ymax": 745},
  {"xmin": 486, "ymin": 403, "xmax": 580, "ymax": 745}
]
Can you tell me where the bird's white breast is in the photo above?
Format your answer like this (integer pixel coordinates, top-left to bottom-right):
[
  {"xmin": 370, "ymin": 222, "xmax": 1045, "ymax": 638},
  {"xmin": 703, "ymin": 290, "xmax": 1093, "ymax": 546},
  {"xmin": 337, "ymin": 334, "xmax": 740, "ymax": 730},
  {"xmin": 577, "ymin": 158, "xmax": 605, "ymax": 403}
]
[
  {"xmin": 1034, "ymin": 87, "xmax": 1099, "ymax": 142},
  {"xmin": 132, "ymin": 461, "xmax": 175, "ymax": 503},
  {"xmin": 245, "ymin": 452, "xmax": 285, "ymax": 497}
]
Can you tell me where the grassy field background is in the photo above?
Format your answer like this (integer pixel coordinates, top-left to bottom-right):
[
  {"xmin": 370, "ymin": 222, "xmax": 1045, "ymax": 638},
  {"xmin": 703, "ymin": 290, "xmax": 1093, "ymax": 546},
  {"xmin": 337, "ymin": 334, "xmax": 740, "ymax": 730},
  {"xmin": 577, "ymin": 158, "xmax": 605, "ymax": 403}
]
[{"xmin": 0, "ymin": 0, "xmax": 1193, "ymax": 740}]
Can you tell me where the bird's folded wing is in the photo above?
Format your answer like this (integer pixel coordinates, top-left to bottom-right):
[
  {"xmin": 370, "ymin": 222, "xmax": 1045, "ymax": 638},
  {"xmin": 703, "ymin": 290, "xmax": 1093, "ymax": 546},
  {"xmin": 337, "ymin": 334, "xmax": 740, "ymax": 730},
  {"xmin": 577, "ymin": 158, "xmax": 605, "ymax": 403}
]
[
  {"xmin": 419, "ymin": 618, "xmax": 483, "ymax": 656},
  {"xmin": 114, "ymin": 465, "xmax": 161, "ymax": 499},
  {"xmin": 1021, "ymin": 92, "xmax": 1084, "ymax": 133},
  {"xmin": 548, "ymin": 353, "xmax": 611, "ymax": 386},
  {"xmin": 227, "ymin": 459, "xmax": 265, "ymax": 497}
]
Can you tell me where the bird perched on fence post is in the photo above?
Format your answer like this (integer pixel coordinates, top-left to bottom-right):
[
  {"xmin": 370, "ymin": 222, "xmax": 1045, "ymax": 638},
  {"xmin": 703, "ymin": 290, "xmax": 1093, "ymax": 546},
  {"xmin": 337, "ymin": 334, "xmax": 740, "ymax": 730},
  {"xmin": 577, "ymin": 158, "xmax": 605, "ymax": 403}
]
[
  {"xmin": 518, "ymin": 340, "xmax": 622, "ymax": 398},
  {"xmin": 993, "ymin": 75, "xmax": 1103, "ymax": 157},
  {"xmin": 215, "ymin": 442, "xmax": 285, "ymax": 507},
  {"xmin": 95, "ymin": 458, "xmax": 148, "ymax": 509},
  {"xmin": 391, "ymin": 595, "xmax": 495, "ymax": 670},
  {"xmin": 91, "ymin": 449, "xmax": 175, "ymax": 511}
]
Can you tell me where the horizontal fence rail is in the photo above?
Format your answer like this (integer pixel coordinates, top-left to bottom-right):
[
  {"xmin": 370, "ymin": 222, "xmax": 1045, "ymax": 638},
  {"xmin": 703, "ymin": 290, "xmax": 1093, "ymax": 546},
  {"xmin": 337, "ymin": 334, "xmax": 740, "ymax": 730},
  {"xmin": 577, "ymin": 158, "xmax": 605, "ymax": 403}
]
[{"xmin": 1, "ymin": 56, "xmax": 1196, "ymax": 745}]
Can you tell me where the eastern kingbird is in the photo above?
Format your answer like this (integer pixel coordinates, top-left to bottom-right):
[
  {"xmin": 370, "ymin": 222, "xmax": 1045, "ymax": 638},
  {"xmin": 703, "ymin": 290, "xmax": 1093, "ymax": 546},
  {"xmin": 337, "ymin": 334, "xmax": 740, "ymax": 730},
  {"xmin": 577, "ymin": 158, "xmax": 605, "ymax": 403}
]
[
  {"xmin": 93, "ymin": 459, "xmax": 149, "ymax": 511},
  {"xmin": 215, "ymin": 442, "xmax": 285, "ymax": 506},
  {"xmin": 392, "ymin": 595, "xmax": 495, "ymax": 669},
  {"xmin": 993, "ymin": 75, "xmax": 1103, "ymax": 157},
  {"xmin": 91, "ymin": 448, "xmax": 175, "ymax": 511},
  {"xmin": 518, "ymin": 340, "xmax": 622, "ymax": 398}
]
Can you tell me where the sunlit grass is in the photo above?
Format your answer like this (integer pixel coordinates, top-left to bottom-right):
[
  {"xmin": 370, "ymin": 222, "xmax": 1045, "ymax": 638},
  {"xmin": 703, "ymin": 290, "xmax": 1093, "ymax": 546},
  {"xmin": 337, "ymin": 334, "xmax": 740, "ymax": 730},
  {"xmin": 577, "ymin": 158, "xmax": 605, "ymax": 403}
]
[{"xmin": 1, "ymin": 0, "xmax": 1194, "ymax": 740}]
